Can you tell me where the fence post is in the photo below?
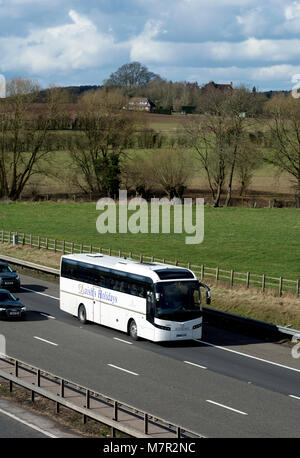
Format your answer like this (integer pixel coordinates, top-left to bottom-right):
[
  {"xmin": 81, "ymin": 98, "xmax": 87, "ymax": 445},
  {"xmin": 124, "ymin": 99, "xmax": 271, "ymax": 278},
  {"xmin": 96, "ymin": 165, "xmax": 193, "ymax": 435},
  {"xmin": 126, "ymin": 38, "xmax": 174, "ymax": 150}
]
[
  {"xmin": 216, "ymin": 266, "xmax": 219, "ymax": 283},
  {"xmin": 279, "ymin": 277, "xmax": 283, "ymax": 297},
  {"xmin": 262, "ymin": 274, "xmax": 265, "ymax": 293},
  {"xmin": 296, "ymin": 280, "xmax": 300, "ymax": 298},
  {"xmin": 201, "ymin": 265, "xmax": 204, "ymax": 280},
  {"xmin": 246, "ymin": 272, "xmax": 250, "ymax": 288},
  {"xmin": 230, "ymin": 270, "xmax": 234, "ymax": 288}
]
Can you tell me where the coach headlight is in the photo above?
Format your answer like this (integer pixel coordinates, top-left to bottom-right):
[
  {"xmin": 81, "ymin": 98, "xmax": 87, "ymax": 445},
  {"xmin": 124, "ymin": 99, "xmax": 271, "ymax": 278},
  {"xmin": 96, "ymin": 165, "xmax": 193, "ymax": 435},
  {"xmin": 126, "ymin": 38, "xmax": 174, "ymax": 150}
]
[{"xmin": 155, "ymin": 323, "xmax": 171, "ymax": 331}]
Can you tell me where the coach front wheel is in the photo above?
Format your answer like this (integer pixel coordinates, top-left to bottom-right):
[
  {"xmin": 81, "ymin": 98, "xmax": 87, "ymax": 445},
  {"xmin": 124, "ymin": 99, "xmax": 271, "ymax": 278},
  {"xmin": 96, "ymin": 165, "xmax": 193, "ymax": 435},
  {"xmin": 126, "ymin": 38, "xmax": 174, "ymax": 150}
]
[{"xmin": 128, "ymin": 319, "xmax": 139, "ymax": 341}]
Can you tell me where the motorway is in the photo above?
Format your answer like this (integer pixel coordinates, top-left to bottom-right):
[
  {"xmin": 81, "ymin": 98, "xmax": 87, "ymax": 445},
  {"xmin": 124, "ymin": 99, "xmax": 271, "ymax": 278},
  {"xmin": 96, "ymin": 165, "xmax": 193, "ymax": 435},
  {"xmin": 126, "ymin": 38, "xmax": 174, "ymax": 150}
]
[{"xmin": 0, "ymin": 273, "xmax": 300, "ymax": 438}]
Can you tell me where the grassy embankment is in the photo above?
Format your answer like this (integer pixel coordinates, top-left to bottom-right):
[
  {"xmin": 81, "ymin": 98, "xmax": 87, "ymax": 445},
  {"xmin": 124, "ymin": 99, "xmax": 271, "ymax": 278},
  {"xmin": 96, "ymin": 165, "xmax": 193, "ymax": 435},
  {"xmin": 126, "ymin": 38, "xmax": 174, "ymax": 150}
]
[{"xmin": 0, "ymin": 202, "xmax": 300, "ymax": 328}]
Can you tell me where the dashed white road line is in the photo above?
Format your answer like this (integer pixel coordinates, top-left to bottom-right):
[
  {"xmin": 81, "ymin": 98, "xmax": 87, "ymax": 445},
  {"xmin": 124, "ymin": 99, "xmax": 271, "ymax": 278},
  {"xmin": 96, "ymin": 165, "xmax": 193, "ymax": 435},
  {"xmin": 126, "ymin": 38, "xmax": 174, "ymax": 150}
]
[
  {"xmin": 107, "ymin": 364, "xmax": 139, "ymax": 376},
  {"xmin": 184, "ymin": 361, "xmax": 207, "ymax": 370},
  {"xmin": 113, "ymin": 338, "xmax": 133, "ymax": 345},
  {"xmin": 289, "ymin": 395, "xmax": 300, "ymax": 400},
  {"xmin": 21, "ymin": 286, "xmax": 59, "ymax": 301},
  {"xmin": 197, "ymin": 339, "xmax": 300, "ymax": 373},
  {"xmin": 39, "ymin": 313, "xmax": 55, "ymax": 320},
  {"xmin": 34, "ymin": 336, "xmax": 58, "ymax": 347},
  {"xmin": 206, "ymin": 400, "xmax": 248, "ymax": 416},
  {"xmin": 0, "ymin": 407, "xmax": 57, "ymax": 438}
]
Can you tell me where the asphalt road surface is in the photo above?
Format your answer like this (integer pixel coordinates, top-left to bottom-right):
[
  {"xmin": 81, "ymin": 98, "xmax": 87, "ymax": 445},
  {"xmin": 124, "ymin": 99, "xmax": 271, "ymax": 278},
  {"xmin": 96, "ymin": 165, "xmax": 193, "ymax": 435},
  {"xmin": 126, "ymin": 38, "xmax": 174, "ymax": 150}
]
[{"xmin": 0, "ymin": 273, "xmax": 300, "ymax": 438}]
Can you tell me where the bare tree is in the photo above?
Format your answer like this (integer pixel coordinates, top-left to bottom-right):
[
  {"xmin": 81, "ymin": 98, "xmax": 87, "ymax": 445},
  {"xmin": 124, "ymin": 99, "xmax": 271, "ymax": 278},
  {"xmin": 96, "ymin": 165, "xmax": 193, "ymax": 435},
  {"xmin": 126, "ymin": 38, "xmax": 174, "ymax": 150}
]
[
  {"xmin": 0, "ymin": 79, "xmax": 63, "ymax": 200},
  {"xmin": 150, "ymin": 148, "xmax": 194, "ymax": 199},
  {"xmin": 67, "ymin": 88, "xmax": 136, "ymax": 197},
  {"xmin": 264, "ymin": 94, "xmax": 300, "ymax": 207},
  {"xmin": 183, "ymin": 85, "xmax": 259, "ymax": 206}
]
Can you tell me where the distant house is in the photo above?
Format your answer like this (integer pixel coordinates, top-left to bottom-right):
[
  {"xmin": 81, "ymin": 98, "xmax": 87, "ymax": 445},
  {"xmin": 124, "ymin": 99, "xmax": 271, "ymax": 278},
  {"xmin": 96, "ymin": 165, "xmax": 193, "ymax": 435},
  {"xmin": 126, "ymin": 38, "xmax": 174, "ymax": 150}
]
[
  {"xmin": 127, "ymin": 97, "xmax": 156, "ymax": 112},
  {"xmin": 203, "ymin": 81, "xmax": 233, "ymax": 92}
]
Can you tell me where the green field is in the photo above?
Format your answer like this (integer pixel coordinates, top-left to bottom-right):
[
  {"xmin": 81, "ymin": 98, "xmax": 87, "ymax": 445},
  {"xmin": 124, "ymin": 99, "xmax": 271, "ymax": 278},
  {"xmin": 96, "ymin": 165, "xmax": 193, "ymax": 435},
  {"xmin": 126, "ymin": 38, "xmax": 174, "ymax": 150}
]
[{"xmin": 0, "ymin": 202, "xmax": 299, "ymax": 280}]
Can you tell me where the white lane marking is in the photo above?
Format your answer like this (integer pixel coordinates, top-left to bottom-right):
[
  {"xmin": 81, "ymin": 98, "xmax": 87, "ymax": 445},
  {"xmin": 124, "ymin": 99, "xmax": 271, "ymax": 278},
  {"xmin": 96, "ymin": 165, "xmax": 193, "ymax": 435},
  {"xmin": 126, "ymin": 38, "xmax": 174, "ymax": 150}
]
[
  {"xmin": 21, "ymin": 287, "xmax": 59, "ymax": 301},
  {"xmin": 39, "ymin": 313, "xmax": 55, "ymax": 320},
  {"xmin": 289, "ymin": 395, "xmax": 300, "ymax": 400},
  {"xmin": 113, "ymin": 338, "xmax": 133, "ymax": 345},
  {"xmin": 184, "ymin": 361, "xmax": 207, "ymax": 370},
  {"xmin": 206, "ymin": 400, "xmax": 248, "ymax": 416},
  {"xmin": 34, "ymin": 336, "xmax": 58, "ymax": 347},
  {"xmin": 0, "ymin": 407, "xmax": 57, "ymax": 438},
  {"xmin": 197, "ymin": 340, "xmax": 300, "ymax": 374},
  {"xmin": 107, "ymin": 364, "xmax": 139, "ymax": 376}
]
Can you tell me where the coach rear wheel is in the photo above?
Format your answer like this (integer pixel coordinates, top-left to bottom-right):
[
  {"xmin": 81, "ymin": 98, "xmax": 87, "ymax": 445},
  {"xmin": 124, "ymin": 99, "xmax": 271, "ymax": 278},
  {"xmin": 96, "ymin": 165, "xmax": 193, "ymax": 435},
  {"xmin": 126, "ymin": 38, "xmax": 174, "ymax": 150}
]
[{"xmin": 78, "ymin": 304, "xmax": 87, "ymax": 324}]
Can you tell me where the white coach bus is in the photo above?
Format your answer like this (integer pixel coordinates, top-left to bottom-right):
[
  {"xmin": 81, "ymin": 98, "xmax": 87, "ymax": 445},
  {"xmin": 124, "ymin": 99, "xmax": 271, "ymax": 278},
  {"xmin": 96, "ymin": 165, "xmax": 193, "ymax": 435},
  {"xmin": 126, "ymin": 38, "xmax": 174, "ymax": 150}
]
[{"xmin": 59, "ymin": 253, "xmax": 211, "ymax": 342}]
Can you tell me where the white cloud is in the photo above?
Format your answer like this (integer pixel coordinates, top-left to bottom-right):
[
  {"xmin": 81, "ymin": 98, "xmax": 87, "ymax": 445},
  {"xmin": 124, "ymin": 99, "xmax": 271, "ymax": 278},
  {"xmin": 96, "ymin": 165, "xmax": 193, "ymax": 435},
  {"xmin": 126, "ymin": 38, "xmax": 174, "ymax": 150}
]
[{"xmin": 0, "ymin": 9, "xmax": 126, "ymax": 75}]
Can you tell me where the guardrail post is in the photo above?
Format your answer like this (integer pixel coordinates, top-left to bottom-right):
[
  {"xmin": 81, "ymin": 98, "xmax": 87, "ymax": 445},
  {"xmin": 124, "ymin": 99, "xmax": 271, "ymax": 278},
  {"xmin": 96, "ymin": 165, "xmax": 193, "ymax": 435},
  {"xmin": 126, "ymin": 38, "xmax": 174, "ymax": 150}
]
[
  {"xmin": 144, "ymin": 413, "xmax": 148, "ymax": 434},
  {"xmin": 15, "ymin": 360, "xmax": 18, "ymax": 377},
  {"xmin": 216, "ymin": 266, "xmax": 219, "ymax": 283},
  {"xmin": 114, "ymin": 401, "xmax": 118, "ymax": 421},
  {"xmin": 37, "ymin": 369, "xmax": 41, "ymax": 387},
  {"xmin": 177, "ymin": 426, "xmax": 181, "ymax": 438},
  {"xmin": 86, "ymin": 389, "xmax": 90, "ymax": 409},
  {"xmin": 296, "ymin": 280, "xmax": 299, "ymax": 297},
  {"xmin": 60, "ymin": 379, "xmax": 64, "ymax": 398},
  {"xmin": 201, "ymin": 265, "xmax": 204, "ymax": 280}
]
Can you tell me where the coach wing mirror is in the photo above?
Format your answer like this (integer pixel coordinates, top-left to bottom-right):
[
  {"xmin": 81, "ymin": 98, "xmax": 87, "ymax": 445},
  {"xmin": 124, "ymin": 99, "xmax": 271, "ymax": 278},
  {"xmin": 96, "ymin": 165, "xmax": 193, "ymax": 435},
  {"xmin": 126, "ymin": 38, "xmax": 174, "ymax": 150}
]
[
  {"xmin": 155, "ymin": 293, "xmax": 160, "ymax": 301},
  {"xmin": 199, "ymin": 282, "xmax": 211, "ymax": 305}
]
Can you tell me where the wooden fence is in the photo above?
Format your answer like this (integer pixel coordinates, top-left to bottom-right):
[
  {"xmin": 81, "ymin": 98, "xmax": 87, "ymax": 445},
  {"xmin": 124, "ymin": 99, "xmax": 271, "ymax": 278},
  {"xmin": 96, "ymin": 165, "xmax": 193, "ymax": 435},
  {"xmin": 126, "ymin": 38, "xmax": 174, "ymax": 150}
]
[{"xmin": 1, "ymin": 229, "xmax": 299, "ymax": 298}]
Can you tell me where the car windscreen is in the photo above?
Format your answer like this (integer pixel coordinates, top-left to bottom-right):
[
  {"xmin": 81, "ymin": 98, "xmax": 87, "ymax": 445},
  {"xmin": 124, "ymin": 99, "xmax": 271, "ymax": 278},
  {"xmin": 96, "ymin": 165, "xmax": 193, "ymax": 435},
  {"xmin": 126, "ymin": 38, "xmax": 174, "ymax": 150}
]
[
  {"xmin": 0, "ymin": 292, "xmax": 16, "ymax": 302},
  {"xmin": 0, "ymin": 265, "xmax": 13, "ymax": 273}
]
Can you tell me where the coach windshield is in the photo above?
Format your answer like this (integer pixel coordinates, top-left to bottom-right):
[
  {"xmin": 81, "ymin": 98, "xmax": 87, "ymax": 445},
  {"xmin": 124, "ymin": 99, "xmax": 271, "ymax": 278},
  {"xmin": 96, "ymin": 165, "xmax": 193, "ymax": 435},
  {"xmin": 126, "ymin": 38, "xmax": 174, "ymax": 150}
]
[{"xmin": 154, "ymin": 280, "xmax": 202, "ymax": 321}]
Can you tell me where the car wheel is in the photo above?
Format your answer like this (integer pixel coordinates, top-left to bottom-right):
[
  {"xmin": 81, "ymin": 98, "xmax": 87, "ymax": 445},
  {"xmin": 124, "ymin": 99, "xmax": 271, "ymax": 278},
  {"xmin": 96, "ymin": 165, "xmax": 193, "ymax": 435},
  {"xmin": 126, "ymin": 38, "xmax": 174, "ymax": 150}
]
[
  {"xmin": 129, "ymin": 319, "xmax": 139, "ymax": 341},
  {"xmin": 78, "ymin": 304, "xmax": 87, "ymax": 324}
]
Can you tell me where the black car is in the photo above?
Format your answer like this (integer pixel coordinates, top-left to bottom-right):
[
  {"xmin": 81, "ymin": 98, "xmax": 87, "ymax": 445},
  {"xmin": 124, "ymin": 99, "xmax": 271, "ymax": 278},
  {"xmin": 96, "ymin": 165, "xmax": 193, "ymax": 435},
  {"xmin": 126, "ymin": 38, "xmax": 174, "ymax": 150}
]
[
  {"xmin": 0, "ymin": 289, "xmax": 26, "ymax": 320},
  {"xmin": 0, "ymin": 262, "xmax": 21, "ymax": 291}
]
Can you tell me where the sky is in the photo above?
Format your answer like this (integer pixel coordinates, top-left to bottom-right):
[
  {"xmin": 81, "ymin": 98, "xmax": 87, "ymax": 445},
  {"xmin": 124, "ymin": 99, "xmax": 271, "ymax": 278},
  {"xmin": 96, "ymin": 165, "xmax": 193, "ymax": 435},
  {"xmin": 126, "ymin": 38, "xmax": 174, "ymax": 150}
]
[{"xmin": 0, "ymin": 0, "xmax": 300, "ymax": 91}]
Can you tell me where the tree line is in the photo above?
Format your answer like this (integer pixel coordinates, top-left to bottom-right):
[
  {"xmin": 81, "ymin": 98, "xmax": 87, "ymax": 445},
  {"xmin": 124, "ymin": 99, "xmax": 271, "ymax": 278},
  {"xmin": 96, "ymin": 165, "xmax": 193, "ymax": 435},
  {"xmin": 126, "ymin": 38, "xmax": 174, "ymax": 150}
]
[{"xmin": 0, "ymin": 76, "xmax": 300, "ymax": 207}]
